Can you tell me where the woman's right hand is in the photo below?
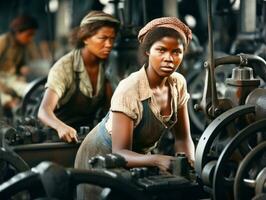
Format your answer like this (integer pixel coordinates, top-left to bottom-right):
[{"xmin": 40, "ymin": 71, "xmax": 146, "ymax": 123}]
[
  {"xmin": 153, "ymin": 154, "xmax": 175, "ymax": 172},
  {"xmin": 57, "ymin": 124, "xmax": 78, "ymax": 143}
]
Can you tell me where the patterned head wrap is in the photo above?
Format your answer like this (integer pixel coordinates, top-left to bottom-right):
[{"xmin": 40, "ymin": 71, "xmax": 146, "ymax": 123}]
[
  {"xmin": 80, "ymin": 11, "xmax": 120, "ymax": 27},
  {"xmin": 138, "ymin": 17, "xmax": 192, "ymax": 47}
]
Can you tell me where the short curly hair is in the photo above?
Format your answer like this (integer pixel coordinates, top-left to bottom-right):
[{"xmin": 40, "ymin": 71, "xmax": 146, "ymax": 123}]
[{"xmin": 9, "ymin": 15, "xmax": 38, "ymax": 33}]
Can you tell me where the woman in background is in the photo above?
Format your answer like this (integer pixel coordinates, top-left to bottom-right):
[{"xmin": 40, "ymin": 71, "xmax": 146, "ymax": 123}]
[
  {"xmin": 38, "ymin": 11, "xmax": 120, "ymax": 143},
  {"xmin": 0, "ymin": 15, "xmax": 39, "ymax": 115}
]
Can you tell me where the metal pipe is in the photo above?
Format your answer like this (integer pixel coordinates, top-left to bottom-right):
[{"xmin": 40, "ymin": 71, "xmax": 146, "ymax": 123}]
[
  {"xmin": 45, "ymin": 0, "xmax": 55, "ymax": 64},
  {"xmin": 163, "ymin": 0, "xmax": 178, "ymax": 17},
  {"xmin": 240, "ymin": 0, "xmax": 256, "ymax": 33},
  {"xmin": 214, "ymin": 54, "xmax": 266, "ymax": 68},
  {"xmin": 207, "ymin": 0, "xmax": 218, "ymax": 117},
  {"xmin": 124, "ymin": 0, "xmax": 131, "ymax": 26},
  {"xmin": 142, "ymin": 0, "xmax": 147, "ymax": 24}
]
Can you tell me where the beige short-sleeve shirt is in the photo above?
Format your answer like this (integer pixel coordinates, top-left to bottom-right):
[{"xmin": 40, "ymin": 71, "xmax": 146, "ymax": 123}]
[
  {"xmin": 45, "ymin": 49, "xmax": 105, "ymax": 107},
  {"xmin": 105, "ymin": 66, "xmax": 190, "ymax": 132}
]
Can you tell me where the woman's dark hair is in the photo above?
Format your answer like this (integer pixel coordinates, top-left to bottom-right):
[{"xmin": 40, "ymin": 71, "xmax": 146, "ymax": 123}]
[
  {"xmin": 71, "ymin": 21, "xmax": 120, "ymax": 48},
  {"xmin": 9, "ymin": 15, "xmax": 38, "ymax": 33},
  {"xmin": 138, "ymin": 27, "xmax": 185, "ymax": 65}
]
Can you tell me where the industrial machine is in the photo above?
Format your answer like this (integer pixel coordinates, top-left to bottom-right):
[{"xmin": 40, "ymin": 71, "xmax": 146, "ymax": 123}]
[{"xmin": 0, "ymin": 0, "xmax": 266, "ymax": 200}]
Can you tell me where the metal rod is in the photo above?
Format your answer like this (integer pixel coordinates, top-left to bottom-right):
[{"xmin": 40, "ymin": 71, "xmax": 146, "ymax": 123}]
[
  {"xmin": 142, "ymin": 0, "xmax": 147, "ymax": 24},
  {"xmin": 124, "ymin": 0, "xmax": 131, "ymax": 26},
  {"xmin": 262, "ymin": 0, "xmax": 266, "ymax": 32},
  {"xmin": 118, "ymin": 8, "xmax": 125, "ymax": 27},
  {"xmin": 240, "ymin": 0, "xmax": 256, "ymax": 33},
  {"xmin": 45, "ymin": 0, "xmax": 55, "ymax": 64},
  {"xmin": 207, "ymin": 0, "xmax": 218, "ymax": 116}
]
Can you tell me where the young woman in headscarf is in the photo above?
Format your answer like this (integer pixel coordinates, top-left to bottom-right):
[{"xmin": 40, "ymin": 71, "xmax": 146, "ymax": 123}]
[
  {"xmin": 38, "ymin": 11, "xmax": 120, "ymax": 143},
  {"xmin": 75, "ymin": 16, "xmax": 195, "ymax": 199},
  {"xmin": 0, "ymin": 15, "xmax": 39, "ymax": 115}
]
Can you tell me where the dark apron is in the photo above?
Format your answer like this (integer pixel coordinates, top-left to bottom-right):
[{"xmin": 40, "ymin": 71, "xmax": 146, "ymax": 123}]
[
  {"xmin": 54, "ymin": 71, "xmax": 106, "ymax": 131},
  {"xmin": 76, "ymin": 97, "xmax": 178, "ymax": 159},
  {"xmin": 132, "ymin": 99, "xmax": 177, "ymax": 153},
  {"xmin": 75, "ymin": 98, "xmax": 177, "ymax": 200}
]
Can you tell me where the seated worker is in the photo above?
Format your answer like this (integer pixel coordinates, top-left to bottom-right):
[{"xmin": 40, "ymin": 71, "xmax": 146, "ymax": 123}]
[
  {"xmin": 75, "ymin": 17, "xmax": 195, "ymax": 200},
  {"xmin": 38, "ymin": 11, "xmax": 120, "ymax": 143},
  {"xmin": 0, "ymin": 15, "xmax": 39, "ymax": 116}
]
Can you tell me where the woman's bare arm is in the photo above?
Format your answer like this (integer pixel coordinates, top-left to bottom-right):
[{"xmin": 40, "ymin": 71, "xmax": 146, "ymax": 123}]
[
  {"xmin": 111, "ymin": 111, "xmax": 174, "ymax": 171},
  {"xmin": 38, "ymin": 88, "xmax": 78, "ymax": 143},
  {"xmin": 173, "ymin": 104, "xmax": 195, "ymax": 164}
]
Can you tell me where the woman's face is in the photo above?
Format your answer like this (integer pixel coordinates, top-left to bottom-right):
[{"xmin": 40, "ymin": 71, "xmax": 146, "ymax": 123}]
[
  {"xmin": 15, "ymin": 29, "xmax": 36, "ymax": 45},
  {"xmin": 147, "ymin": 36, "xmax": 184, "ymax": 77},
  {"xmin": 83, "ymin": 26, "xmax": 116, "ymax": 59}
]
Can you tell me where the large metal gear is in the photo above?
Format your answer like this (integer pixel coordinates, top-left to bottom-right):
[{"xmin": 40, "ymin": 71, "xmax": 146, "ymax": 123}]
[
  {"xmin": 234, "ymin": 141, "xmax": 266, "ymax": 200},
  {"xmin": 212, "ymin": 118, "xmax": 266, "ymax": 200},
  {"xmin": 20, "ymin": 77, "xmax": 47, "ymax": 119},
  {"xmin": 195, "ymin": 104, "xmax": 256, "ymax": 178}
]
